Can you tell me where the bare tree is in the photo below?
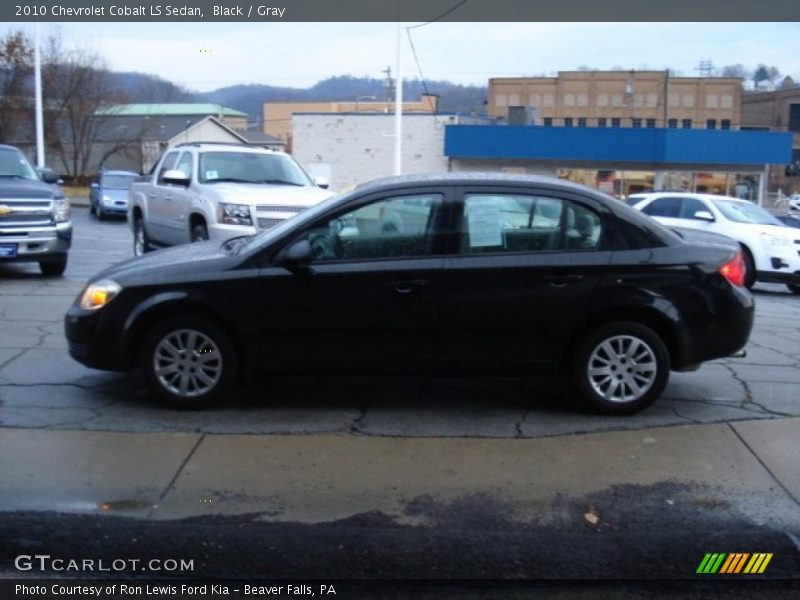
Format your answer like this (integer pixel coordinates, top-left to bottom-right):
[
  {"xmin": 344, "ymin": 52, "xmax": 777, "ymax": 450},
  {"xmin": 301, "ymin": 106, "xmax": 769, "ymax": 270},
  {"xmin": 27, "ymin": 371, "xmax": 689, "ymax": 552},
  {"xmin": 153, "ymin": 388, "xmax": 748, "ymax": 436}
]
[{"xmin": 0, "ymin": 30, "xmax": 33, "ymax": 143}]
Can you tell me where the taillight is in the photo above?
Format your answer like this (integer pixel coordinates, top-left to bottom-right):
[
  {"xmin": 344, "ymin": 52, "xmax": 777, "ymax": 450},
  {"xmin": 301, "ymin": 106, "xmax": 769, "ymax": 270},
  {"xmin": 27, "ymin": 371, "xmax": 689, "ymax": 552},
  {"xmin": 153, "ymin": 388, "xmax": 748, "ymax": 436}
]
[{"xmin": 719, "ymin": 250, "xmax": 745, "ymax": 287}]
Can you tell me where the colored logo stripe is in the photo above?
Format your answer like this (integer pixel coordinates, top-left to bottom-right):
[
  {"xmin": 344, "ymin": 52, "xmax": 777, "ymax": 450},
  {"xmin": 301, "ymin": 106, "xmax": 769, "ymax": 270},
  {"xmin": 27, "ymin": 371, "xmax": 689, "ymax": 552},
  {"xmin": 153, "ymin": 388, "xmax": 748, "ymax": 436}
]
[{"xmin": 697, "ymin": 552, "xmax": 773, "ymax": 574}]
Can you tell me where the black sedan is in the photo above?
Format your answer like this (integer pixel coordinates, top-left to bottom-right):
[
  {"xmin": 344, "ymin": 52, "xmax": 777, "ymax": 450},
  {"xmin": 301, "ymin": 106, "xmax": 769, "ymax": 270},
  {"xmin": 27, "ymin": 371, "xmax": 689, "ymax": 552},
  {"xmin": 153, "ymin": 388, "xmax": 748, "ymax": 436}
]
[{"xmin": 65, "ymin": 174, "xmax": 754, "ymax": 415}]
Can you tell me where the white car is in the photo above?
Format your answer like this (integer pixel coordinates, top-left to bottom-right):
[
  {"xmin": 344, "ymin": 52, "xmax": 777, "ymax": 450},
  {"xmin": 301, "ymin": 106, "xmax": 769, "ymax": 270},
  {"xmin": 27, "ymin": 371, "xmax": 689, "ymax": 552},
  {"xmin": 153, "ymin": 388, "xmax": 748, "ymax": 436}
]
[
  {"xmin": 789, "ymin": 194, "xmax": 800, "ymax": 211},
  {"xmin": 628, "ymin": 192, "xmax": 800, "ymax": 294}
]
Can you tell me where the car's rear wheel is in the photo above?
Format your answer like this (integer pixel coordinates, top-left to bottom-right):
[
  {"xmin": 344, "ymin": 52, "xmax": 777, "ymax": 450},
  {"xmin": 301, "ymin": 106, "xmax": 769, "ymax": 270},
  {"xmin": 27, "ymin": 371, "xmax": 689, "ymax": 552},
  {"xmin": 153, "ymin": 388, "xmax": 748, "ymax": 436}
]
[
  {"xmin": 133, "ymin": 216, "xmax": 153, "ymax": 256},
  {"xmin": 572, "ymin": 321, "xmax": 670, "ymax": 415},
  {"xmin": 141, "ymin": 317, "xmax": 237, "ymax": 409},
  {"xmin": 39, "ymin": 255, "xmax": 67, "ymax": 276},
  {"xmin": 191, "ymin": 224, "xmax": 209, "ymax": 243}
]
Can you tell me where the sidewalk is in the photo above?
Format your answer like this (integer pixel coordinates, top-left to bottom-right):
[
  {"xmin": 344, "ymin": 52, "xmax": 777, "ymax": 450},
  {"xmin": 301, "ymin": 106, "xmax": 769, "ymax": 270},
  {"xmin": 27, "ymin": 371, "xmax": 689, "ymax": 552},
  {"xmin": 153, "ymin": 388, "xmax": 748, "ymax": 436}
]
[{"xmin": 1, "ymin": 418, "xmax": 798, "ymax": 526}]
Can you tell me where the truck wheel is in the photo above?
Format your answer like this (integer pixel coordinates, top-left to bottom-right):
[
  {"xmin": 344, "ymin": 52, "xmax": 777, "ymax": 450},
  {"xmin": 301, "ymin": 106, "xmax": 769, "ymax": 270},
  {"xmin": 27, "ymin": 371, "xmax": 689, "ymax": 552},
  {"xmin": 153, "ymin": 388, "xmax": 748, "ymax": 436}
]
[
  {"xmin": 572, "ymin": 321, "xmax": 670, "ymax": 415},
  {"xmin": 191, "ymin": 224, "xmax": 209, "ymax": 243},
  {"xmin": 141, "ymin": 316, "xmax": 237, "ymax": 409},
  {"xmin": 133, "ymin": 217, "xmax": 153, "ymax": 256},
  {"xmin": 39, "ymin": 255, "xmax": 67, "ymax": 276},
  {"xmin": 741, "ymin": 246, "xmax": 756, "ymax": 289}
]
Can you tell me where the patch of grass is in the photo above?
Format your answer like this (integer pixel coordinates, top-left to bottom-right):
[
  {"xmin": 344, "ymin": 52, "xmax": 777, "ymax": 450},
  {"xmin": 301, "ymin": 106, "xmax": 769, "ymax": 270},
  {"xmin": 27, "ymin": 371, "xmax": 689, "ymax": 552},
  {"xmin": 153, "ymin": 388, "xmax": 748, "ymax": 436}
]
[{"xmin": 63, "ymin": 185, "xmax": 89, "ymax": 198}]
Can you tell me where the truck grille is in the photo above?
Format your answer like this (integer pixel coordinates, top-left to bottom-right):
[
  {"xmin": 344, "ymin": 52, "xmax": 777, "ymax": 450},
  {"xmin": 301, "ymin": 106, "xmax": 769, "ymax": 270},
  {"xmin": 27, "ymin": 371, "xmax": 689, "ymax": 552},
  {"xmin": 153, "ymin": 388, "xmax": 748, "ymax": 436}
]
[
  {"xmin": 0, "ymin": 199, "xmax": 53, "ymax": 227},
  {"xmin": 257, "ymin": 217, "xmax": 285, "ymax": 230},
  {"xmin": 255, "ymin": 205, "xmax": 306, "ymax": 214}
]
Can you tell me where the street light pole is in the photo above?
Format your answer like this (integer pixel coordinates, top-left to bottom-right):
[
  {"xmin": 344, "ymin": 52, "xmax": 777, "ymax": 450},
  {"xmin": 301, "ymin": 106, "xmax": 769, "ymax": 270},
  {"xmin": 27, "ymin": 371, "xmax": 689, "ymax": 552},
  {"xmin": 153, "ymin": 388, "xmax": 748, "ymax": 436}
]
[
  {"xmin": 394, "ymin": 20, "xmax": 403, "ymax": 176},
  {"xmin": 34, "ymin": 22, "xmax": 45, "ymax": 168}
]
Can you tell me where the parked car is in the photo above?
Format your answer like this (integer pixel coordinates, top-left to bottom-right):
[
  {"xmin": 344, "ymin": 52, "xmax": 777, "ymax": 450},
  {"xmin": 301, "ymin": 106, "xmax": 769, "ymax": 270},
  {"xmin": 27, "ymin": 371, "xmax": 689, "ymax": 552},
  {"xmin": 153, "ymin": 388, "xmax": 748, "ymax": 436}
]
[
  {"xmin": 66, "ymin": 173, "xmax": 754, "ymax": 415},
  {"xmin": 129, "ymin": 143, "xmax": 331, "ymax": 256},
  {"xmin": 628, "ymin": 192, "xmax": 800, "ymax": 294},
  {"xmin": 788, "ymin": 194, "xmax": 800, "ymax": 211},
  {"xmin": 0, "ymin": 144, "xmax": 71, "ymax": 276},
  {"xmin": 89, "ymin": 170, "xmax": 138, "ymax": 219}
]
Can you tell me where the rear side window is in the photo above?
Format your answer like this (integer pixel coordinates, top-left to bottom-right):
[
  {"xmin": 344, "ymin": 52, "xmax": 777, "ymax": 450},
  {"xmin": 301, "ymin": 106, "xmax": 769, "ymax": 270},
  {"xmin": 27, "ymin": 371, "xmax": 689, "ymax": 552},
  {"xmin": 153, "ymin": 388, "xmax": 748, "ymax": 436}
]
[
  {"xmin": 641, "ymin": 197, "xmax": 681, "ymax": 218},
  {"xmin": 460, "ymin": 194, "xmax": 602, "ymax": 254}
]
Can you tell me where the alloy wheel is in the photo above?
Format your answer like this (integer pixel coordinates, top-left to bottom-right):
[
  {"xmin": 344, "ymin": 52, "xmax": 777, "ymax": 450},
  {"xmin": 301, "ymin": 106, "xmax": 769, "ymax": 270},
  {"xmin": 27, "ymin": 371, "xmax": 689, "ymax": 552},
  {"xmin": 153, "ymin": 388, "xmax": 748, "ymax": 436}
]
[
  {"xmin": 152, "ymin": 329, "xmax": 223, "ymax": 398},
  {"xmin": 586, "ymin": 334, "xmax": 657, "ymax": 404}
]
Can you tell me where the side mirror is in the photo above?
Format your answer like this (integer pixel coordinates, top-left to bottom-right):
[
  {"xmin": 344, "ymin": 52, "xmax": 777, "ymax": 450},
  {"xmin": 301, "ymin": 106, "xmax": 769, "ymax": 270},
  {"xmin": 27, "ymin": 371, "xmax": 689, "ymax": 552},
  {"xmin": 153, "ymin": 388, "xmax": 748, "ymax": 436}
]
[
  {"xmin": 693, "ymin": 210, "xmax": 715, "ymax": 222},
  {"xmin": 278, "ymin": 239, "xmax": 313, "ymax": 272},
  {"xmin": 161, "ymin": 169, "xmax": 190, "ymax": 186},
  {"xmin": 314, "ymin": 176, "xmax": 330, "ymax": 190},
  {"xmin": 37, "ymin": 168, "xmax": 59, "ymax": 184},
  {"xmin": 90, "ymin": 182, "xmax": 99, "ymax": 188}
]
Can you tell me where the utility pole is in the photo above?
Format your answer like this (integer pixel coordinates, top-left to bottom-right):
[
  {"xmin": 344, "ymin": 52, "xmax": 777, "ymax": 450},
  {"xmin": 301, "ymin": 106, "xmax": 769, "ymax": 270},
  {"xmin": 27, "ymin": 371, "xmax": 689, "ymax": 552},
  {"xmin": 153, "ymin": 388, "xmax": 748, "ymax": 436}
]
[{"xmin": 393, "ymin": 22, "xmax": 403, "ymax": 176}]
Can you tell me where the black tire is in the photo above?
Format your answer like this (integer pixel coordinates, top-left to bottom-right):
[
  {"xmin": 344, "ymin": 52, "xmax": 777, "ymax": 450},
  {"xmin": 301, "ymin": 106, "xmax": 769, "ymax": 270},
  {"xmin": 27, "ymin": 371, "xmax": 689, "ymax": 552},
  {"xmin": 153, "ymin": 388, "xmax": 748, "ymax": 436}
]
[
  {"xmin": 140, "ymin": 316, "xmax": 237, "ymax": 409},
  {"xmin": 572, "ymin": 321, "xmax": 670, "ymax": 415},
  {"xmin": 39, "ymin": 255, "xmax": 67, "ymax": 277},
  {"xmin": 96, "ymin": 205, "xmax": 106, "ymax": 220},
  {"xmin": 133, "ymin": 216, "xmax": 153, "ymax": 256},
  {"xmin": 741, "ymin": 246, "xmax": 756, "ymax": 289},
  {"xmin": 787, "ymin": 284, "xmax": 800, "ymax": 295},
  {"xmin": 191, "ymin": 223, "xmax": 209, "ymax": 243},
  {"xmin": 89, "ymin": 202, "xmax": 96, "ymax": 216}
]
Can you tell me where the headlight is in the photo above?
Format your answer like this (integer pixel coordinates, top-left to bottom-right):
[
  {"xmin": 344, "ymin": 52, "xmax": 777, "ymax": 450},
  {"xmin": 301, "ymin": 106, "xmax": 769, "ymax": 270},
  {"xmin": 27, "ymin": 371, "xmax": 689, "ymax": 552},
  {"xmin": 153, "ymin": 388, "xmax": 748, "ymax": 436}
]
[
  {"xmin": 218, "ymin": 202, "xmax": 252, "ymax": 225},
  {"xmin": 79, "ymin": 279, "xmax": 121, "ymax": 311},
  {"xmin": 102, "ymin": 194, "xmax": 113, "ymax": 205},
  {"xmin": 54, "ymin": 197, "xmax": 70, "ymax": 222},
  {"xmin": 761, "ymin": 232, "xmax": 791, "ymax": 247}
]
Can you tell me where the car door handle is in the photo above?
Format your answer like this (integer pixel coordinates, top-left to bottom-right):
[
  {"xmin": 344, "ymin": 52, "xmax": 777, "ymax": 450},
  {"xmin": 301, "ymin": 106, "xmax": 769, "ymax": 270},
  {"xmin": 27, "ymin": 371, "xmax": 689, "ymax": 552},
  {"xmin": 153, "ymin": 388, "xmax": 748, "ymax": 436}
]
[
  {"xmin": 391, "ymin": 279, "xmax": 428, "ymax": 294},
  {"xmin": 164, "ymin": 195, "xmax": 173, "ymax": 201},
  {"xmin": 147, "ymin": 194, "xmax": 156, "ymax": 200},
  {"xmin": 544, "ymin": 274, "xmax": 584, "ymax": 287}
]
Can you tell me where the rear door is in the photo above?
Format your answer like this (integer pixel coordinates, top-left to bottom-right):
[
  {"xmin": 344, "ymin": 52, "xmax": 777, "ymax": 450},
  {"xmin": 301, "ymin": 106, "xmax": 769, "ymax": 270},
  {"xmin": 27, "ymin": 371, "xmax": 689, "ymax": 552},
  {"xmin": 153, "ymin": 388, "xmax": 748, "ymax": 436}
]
[{"xmin": 435, "ymin": 188, "xmax": 613, "ymax": 370}]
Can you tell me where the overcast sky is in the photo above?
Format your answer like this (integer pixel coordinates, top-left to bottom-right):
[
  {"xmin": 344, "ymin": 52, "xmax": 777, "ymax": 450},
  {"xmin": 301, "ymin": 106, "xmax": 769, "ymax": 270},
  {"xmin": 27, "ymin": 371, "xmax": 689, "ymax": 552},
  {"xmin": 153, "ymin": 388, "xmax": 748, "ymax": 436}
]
[{"xmin": 11, "ymin": 22, "xmax": 800, "ymax": 92}]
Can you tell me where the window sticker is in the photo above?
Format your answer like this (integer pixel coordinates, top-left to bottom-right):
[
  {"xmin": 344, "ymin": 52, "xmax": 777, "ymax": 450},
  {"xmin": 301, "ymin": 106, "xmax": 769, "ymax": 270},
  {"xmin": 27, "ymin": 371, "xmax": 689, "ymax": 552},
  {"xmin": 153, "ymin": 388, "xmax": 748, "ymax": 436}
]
[
  {"xmin": 468, "ymin": 199, "xmax": 503, "ymax": 247},
  {"xmin": 205, "ymin": 170, "xmax": 218, "ymax": 180}
]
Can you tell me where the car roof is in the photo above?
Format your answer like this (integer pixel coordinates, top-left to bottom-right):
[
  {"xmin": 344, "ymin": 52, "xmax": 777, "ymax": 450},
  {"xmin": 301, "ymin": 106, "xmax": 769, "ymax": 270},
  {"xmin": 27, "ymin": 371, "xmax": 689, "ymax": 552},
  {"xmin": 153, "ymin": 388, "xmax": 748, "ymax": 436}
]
[
  {"xmin": 174, "ymin": 142, "xmax": 287, "ymax": 156},
  {"xmin": 348, "ymin": 172, "xmax": 608, "ymax": 198},
  {"xmin": 101, "ymin": 170, "xmax": 138, "ymax": 176}
]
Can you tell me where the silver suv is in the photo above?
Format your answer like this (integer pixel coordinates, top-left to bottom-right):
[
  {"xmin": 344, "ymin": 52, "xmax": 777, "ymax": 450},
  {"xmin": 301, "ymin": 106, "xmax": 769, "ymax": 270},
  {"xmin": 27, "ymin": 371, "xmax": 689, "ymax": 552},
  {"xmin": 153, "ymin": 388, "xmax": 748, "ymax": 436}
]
[{"xmin": 129, "ymin": 143, "xmax": 331, "ymax": 255}]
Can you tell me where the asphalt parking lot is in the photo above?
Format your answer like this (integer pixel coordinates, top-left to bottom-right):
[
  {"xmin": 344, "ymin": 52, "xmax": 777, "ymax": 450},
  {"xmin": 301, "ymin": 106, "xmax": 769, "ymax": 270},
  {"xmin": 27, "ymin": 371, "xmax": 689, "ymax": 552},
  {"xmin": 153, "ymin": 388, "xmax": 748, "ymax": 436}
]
[
  {"xmin": 0, "ymin": 207, "xmax": 798, "ymax": 437},
  {"xmin": 1, "ymin": 206, "xmax": 799, "ymax": 586}
]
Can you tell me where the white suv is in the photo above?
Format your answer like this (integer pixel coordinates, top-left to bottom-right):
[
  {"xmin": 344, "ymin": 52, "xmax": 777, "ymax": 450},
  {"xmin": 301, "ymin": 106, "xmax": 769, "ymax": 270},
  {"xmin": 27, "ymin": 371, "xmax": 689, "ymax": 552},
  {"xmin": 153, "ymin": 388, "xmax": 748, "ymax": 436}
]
[
  {"xmin": 130, "ymin": 143, "xmax": 332, "ymax": 255},
  {"xmin": 628, "ymin": 192, "xmax": 800, "ymax": 294}
]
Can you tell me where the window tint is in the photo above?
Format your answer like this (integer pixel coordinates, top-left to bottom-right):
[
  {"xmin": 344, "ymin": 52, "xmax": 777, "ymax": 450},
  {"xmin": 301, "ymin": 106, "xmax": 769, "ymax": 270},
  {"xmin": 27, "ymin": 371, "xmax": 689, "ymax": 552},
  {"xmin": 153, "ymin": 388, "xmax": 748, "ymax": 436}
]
[
  {"xmin": 157, "ymin": 152, "xmax": 179, "ymax": 184},
  {"xmin": 642, "ymin": 197, "xmax": 681, "ymax": 218},
  {"xmin": 460, "ymin": 194, "xmax": 602, "ymax": 254},
  {"xmin": 680, "ymin": 197, "xmax": 710, "ymax": 219},
  {"xmin": 306, "ymin": 194, "xmax": 442, "ymax": 261}
]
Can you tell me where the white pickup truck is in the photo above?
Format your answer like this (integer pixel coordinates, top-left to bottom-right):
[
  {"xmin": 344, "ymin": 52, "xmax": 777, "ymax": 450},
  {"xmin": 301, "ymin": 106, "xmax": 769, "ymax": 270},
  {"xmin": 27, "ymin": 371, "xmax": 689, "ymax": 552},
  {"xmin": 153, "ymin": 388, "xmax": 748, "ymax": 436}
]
[{"xmin": 129, "ymin": 143, "xmax": 332, "ymax": 256}]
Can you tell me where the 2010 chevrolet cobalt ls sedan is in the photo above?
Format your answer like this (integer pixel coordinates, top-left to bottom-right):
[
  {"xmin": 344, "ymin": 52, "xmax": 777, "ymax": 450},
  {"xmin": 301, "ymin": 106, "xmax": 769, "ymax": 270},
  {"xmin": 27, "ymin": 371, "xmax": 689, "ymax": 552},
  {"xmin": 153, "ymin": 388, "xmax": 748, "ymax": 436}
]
[{"xmin": 65, "ymin": 174, "xmax": 754, "ymax": 415}]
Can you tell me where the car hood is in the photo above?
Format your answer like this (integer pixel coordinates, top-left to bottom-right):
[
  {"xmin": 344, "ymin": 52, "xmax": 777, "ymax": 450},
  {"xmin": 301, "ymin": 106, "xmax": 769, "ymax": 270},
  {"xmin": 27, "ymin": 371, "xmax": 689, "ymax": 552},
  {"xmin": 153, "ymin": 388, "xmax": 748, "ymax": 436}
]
[
  {"xmin": 101, "ymin": 188, "xmax": 130, "ymax": 201},
  {"xmin": 0, "ymin": 179, "xmax": 59, "ymax": 199},
  {"xmin": 91, "ymin": 241, "xmax": 241, "ymax": 287},
  {"xmin": 202, "ymin": 183, "xmax": 332, "ymax": 206}
]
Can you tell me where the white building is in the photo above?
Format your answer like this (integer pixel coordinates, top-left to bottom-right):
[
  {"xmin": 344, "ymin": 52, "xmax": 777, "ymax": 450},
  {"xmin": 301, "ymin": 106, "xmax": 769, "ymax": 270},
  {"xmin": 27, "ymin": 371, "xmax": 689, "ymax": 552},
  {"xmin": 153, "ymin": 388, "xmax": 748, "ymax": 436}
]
[{"xmin": 291, "ymin": 113, "xmax": 488, "ymax": 191}]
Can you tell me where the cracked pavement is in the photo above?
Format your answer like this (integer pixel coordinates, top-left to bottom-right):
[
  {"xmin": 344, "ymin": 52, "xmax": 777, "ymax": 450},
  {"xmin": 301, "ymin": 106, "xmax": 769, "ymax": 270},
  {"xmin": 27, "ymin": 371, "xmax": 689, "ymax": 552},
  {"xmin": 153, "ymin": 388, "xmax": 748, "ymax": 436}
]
[{"xmin": 0, "ymin": 208, "xmax": 799, "ymax": 437}]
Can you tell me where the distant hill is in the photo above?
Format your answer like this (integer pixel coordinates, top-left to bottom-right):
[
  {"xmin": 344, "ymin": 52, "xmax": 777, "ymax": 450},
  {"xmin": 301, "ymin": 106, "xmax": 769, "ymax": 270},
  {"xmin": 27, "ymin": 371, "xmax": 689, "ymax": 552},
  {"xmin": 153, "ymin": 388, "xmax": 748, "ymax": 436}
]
[
  {"xmin": 193, "ymin": 76, "xmax": 488, "ymax": 120},
  {"xmin": 103, "ymin": 72, "xmax": 487, "ymax": 121}
]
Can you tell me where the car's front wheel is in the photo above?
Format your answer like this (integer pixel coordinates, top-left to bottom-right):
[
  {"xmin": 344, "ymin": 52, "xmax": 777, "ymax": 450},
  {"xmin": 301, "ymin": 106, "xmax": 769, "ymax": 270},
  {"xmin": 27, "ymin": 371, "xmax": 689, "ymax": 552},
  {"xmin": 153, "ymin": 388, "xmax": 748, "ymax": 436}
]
[
  {"xmin": 133, "ymin": 217, "xmax": 153, "ymax": 256},
  {"xmin": 39, "ymin": 255, "xmax": 67, "ymax": 276},
  {"xmin": 572, "ymin": 321, "xmax": 670, "ymax": 415},
  {"xmin": 140, "ymin": 317, "xmax": 237, "ymax": 409},
  {"xmin": 191, "ymin": 224, "xmax": 209, "ymax": 243}
]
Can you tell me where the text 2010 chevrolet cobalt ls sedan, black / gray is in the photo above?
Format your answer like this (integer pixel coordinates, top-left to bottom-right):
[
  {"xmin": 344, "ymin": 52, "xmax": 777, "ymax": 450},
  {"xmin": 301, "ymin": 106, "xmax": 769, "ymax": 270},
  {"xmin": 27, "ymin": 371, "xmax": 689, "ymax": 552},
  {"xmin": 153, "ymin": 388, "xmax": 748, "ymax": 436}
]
[{"xmin": 65, "ymin": 174, "xmax": 754, "ymax": 414}]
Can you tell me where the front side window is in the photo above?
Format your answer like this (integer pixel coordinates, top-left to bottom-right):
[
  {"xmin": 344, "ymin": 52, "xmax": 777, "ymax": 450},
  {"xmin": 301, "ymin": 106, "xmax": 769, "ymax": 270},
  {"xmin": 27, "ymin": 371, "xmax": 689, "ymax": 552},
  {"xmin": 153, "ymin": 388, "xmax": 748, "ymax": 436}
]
[
  {"xmin": 156, "ymin": 152, "xmax": 179, "ymax": 184},
  {"xmin": 305, "ymin": 194, "xmax": 443, "ymax": 261},
  {"xmin": 175, "ymin": 152, "xmax": 193, "ymax": 180},
  {"xmin": 680, "ymin": 197, "xmax": 711, "ymax": 219},
  {"xmin": 460, "ymin": 194, "xmax": 602, "ymax": 254}
]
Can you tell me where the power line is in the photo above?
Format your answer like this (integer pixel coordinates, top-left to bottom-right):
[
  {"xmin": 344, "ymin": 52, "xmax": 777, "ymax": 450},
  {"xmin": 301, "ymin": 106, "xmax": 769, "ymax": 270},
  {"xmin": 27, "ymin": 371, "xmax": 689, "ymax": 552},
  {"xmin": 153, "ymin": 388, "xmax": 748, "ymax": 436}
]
[
  {"xmin": 405, "ymin": 28, "xmax": 435, "ymax": 113},
  {"xmin": 407, "ymin": 0, "xmax": 469, "ymax": 29}
]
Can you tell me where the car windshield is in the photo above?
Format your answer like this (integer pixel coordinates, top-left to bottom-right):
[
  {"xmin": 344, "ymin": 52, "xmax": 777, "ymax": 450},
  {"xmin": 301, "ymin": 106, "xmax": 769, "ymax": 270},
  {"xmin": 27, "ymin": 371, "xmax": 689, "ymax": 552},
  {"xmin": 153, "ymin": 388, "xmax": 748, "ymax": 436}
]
[
  {"xmin": 198, "ymin": 151, "xmax": 312, "ymax": 186},
  {"xmin": 0, "ymin": 148, "xmax": 39, "ymax": 180},
  {"xmin": 102, "ymin": 174, "xmax": 137, "ymax": 189},
  {"xmin": 714, "ymin": 199, "xmax": 783, "ymax": 226}
]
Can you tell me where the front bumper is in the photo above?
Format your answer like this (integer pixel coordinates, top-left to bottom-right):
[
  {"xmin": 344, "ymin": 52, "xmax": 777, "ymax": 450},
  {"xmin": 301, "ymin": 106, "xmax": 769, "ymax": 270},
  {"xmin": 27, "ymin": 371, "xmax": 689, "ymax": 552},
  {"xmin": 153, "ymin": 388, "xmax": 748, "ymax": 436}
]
[
  {"xmin": 64, "ymin": 303, "xmax": 129, "ymax": 371},
  {"xmin": 0, "ymin": 222, "xmax": 72, "ymax": 261}
]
